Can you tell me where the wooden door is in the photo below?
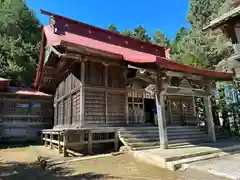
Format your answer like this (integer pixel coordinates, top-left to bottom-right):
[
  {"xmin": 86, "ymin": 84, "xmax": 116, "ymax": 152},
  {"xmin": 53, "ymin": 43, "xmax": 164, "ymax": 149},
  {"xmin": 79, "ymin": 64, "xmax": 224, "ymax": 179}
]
[{"xmin": 167, "ymin": 96, "xmax": 195, "ymax": 126}]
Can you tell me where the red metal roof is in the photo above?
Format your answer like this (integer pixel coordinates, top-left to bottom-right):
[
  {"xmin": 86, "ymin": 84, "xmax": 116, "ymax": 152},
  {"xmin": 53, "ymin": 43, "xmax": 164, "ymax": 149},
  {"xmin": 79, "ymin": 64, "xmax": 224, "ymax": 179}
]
[
  {"xmin": 34, "ymin": 10, "xmax": 233, "ymax": 89},
  {"xmin": 8, "ymin": 87, "xmax": 51, "ymax": 96}
]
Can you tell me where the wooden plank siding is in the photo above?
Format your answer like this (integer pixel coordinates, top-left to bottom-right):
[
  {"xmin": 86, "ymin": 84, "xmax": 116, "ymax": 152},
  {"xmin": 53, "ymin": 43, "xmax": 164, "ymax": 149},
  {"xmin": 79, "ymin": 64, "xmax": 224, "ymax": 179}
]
[
  {"xmin": 53, "ymin": 56, "xmax": 127, "ymax": 128},
  {"xmin": 0, "ymin": 95, "xmax": 53, "ymax": 142}
]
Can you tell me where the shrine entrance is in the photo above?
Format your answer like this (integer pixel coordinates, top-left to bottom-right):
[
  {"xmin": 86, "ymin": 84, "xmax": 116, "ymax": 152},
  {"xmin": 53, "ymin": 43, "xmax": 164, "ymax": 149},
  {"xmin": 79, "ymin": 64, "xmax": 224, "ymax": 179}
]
[
  {"xmin": 166, "ymin": 96, "xmax": 196, "ymax": 126},
  {"xmin": 144, "ymin": 98, "xmax": 155, "ymax": 124}
]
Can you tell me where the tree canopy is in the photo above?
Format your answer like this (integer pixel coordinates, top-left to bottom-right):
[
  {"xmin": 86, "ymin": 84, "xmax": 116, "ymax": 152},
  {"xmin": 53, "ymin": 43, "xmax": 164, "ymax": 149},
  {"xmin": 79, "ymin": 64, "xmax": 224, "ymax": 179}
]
[
  {"xmin": 171, "ymin": 0, "xmax": 232, "ymax": 69},
  {"xmin": 108, "ymin": 24, "xmax": 119, "ymax": 33},
  {"xmin": 0, "ymin": 0, "xmax": 41, "ymax": 86},
  {"xmin": 152, "ymin": 30, "xmax": 170, "ymax": 48}
]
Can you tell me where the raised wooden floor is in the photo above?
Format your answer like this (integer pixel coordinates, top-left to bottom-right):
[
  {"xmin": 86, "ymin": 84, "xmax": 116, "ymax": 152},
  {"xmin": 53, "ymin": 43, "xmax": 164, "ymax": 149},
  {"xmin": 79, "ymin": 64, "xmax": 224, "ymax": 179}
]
[{"xmin": 42, "ymin": 128, "xmax": 119, "ymax": 157}]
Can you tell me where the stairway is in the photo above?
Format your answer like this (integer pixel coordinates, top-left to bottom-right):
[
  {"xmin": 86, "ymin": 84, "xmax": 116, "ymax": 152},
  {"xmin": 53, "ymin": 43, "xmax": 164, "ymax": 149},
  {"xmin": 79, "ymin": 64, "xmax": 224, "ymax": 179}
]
[{"xmin": 119, "ymin": 126, "xmax": 211, "ymax": 151}]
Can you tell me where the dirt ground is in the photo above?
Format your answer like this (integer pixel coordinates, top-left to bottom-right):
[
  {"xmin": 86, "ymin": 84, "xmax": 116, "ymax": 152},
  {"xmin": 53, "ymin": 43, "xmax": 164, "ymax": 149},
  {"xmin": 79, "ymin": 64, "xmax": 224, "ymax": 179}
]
[{"xmin": 0, "ymin": 145, "xmax": 230, "ymax": 180}]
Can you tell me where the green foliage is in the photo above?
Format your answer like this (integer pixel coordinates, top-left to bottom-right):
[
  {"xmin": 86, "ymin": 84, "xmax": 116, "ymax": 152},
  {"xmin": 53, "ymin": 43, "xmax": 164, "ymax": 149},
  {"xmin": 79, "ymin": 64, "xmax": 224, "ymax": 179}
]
[
  {"xmin": 108, "ymin": 24, "xmax": 119, "ymax": 33},
  {"xmin": 121, "ymin": 29, "xmax": 133, "ymax": 37},
  {"xmin": 132, "ymin": 25, "xmax": 151, "ymax": 42},
  {"xmin": 0, "ymin": 0, "xmax": 41, "ymax": 86},
  {"xmin": 152, "ymin": 30, "xmax": 170, "ymax": 48},
  {"xmin": 171, "ymin": 0, "xmax": 232, "ymax": 69}
]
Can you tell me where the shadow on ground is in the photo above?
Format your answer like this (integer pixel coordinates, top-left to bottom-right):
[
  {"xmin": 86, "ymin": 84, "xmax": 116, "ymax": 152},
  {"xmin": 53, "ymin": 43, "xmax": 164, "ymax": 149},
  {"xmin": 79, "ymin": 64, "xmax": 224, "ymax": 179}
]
[
  {"xmin": 0, "ymin": 160, "xmax": 120, "ymax": 180},
  {"xmin": 0, "ymin": 142, "xmax": 40, "ymax": 150}
]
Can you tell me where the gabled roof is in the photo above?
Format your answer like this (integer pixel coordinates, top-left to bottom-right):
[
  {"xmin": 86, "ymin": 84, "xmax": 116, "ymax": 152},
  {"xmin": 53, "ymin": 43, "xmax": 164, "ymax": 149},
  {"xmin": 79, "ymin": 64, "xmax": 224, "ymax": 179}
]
[
  {"xmin": 34, "ymin": 10, "xmax": 233, "ymax": 89},
  {"xmin": 203, "ymin": 6, "xmax": 240, "ymax": 30}
]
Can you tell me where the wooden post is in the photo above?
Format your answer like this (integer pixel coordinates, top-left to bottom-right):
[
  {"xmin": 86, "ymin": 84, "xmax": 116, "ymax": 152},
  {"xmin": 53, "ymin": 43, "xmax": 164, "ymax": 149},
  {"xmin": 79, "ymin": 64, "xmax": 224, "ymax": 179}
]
[
  {"xmin": 114, "ymin": 128, "xmax": 119, "ymax": 151},
  {"xmin": 50, "ymin": 132, "xmax": 53, "ymax": 149},
  {"xmin": 44, "ymin": 133, "xmax": 48, "ymax": 147},
  {"xmin": 88, "ymin": 129, "xmax": 93, "ymax": 154},
  {"xmin": 58, "ymin": 132, "xmax": 62, "ymax": 154},
  {"xmin": 80, "ymin": 60, "xmax": 85, "ymax": 127},
  {"xmin": 105, "ymin": 64, "xmax": 108, "ymax": 124},
  {"xmin": 40, "ymin": 132, "xmax": 43, "ymax": 145},
  {"xmin": 155, "ymin": 93, "xmax": 168, "ymax": 149},
  {"xmin": 155, "ymin": 77, "xmax": 168, "ymax": 149},
  {"xmin": 192, "ymin": 96, "xmax": 197, "ymax": 117},
  {"xmin": 125, "ymin": 92, "xmax": 129, "ymax": 124},
  {"xmin": 204, "ymin": 96, "xmax": 216, "ymax": 142},
  {"xmin": 63, "ymin": 132, "xmax": 68, "ymax": 157}
]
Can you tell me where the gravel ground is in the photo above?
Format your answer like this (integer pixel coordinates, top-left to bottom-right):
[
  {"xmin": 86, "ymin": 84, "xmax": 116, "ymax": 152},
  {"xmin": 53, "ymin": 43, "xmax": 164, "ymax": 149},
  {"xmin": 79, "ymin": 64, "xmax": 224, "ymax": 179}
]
[{"xmin": 0, "ymin": 145, "xmax": 230, "ymax": 180}]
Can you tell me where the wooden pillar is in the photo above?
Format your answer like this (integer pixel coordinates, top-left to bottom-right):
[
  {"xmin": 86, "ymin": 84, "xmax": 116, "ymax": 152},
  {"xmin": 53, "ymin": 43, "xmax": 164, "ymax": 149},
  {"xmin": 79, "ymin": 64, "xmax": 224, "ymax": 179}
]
[
  {"xmin": 80, "ymin": 60, "xmax": 85, "ymax": 127},
  {"xmin": 114, "ymin": 128, "xmax": 119, "ymax": 151},
  {"xmin": 204, "ymin": 96, "xmax": 216, "ymax": 142},
  {"xmin": 63, "ymin": 133, "xmax": 68, "ymax": 157},
  {"xmin": 44, "ymin": 133, "xmax": 48, "ymax": 147},
  {"xmin": 105, "ymin": 64, "xmax": 108, "ymax": 124},
  {"xmin": 69, "ymin": 74, "xmax": 73, "ymax": 125},
  {"xmin": 40, "ymin": 132, "xmax": 43, "ymax": 145},
  {"xmin": 125, "ymin": 93, "xmax": 129, "ymax": 124},
  {"xmin": 88, "ymin": 129, "xmax": 93, "ymax": 154},
  {"xmin": 192, "ymin": 96, "xmax": 197, "ymax": 117},
  {"xmin": 50, "ymin": 132, "xmax": 53, "ymax": 149},
  {"xmin": 58, "ymin": 132, "xmax": 62, "ymax": 154},
  {"xmin": 155, "ymin": 77, "xmax": 168, "ymax": 149}
]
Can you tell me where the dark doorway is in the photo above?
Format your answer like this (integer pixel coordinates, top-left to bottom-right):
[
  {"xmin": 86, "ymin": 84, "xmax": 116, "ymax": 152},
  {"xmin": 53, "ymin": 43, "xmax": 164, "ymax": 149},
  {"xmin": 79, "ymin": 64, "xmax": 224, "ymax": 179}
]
[{"xmin": 144, "ymin": 99, "xmax": 155, "ymax": 124}]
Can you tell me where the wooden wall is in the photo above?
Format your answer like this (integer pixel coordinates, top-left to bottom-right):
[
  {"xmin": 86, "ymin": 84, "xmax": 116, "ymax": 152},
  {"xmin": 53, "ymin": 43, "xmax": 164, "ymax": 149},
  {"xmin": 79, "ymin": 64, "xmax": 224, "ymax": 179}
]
[
  {"xmin": 84, "ymin": 58, "xmax": 126, "ymax": 126},
  {"xmin": 54, "ymin": 63, "xmax": 81, "ymax": 127},
  {"xmin": 53, "ymin": 57, "xmax": 127, "ymax": 128},
  {"xmin": 0, "ymin": 94, "xmax": 53, "ymax": 142}
]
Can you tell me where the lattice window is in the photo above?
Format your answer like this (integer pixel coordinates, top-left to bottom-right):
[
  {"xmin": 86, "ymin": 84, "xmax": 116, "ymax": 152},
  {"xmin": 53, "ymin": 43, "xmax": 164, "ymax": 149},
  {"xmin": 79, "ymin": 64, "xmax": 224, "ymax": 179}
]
[{"xmin": 85, "ymin": 61, "xmax": 105, "ymax": 86}]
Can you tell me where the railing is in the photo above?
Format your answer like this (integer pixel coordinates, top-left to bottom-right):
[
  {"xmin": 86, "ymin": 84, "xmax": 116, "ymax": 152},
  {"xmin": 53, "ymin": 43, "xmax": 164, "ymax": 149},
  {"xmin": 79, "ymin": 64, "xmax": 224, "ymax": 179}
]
[{"xmin": 41, "ymin": 128, "xmax": 119, "ymax": 157}]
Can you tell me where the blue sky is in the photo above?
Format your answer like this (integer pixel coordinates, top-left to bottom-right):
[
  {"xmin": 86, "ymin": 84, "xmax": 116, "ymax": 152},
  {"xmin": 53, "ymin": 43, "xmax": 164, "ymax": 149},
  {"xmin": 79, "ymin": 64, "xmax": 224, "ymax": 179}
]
[{"xmin": 26, "ymin": 0, "xmax": 190, "ymax": 40}]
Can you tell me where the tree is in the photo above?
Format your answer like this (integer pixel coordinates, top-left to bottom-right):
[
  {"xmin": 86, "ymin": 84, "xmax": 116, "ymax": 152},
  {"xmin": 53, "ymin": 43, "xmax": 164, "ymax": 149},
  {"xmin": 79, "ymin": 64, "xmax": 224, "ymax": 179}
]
[
  {"xmin": 152, "ymin": 30, "xmax": 170, "ymax": 48},
  {"xmin": 171, "ymin": 0, "xmax": 232, "ymax": 69},
  {"xmin": 0, "ymin": 0, "xmax": 41, "ymax": 86},
  {"xmin": 121, "ymin": 29, "xmax": 133, "ymax": 37},
  {"xmin": 108, "ymin": 24, "xmax": 119, "ymax": 33},
  {"xmin": 133, "ymin": 25, "xmax": 151, "ymax": 42}
]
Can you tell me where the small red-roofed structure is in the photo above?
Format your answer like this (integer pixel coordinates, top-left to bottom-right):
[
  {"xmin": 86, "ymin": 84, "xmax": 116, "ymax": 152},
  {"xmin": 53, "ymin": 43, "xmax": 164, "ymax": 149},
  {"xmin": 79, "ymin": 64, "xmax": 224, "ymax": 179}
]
[{"xmin": 0, "ymin": 78, "xmax": 52, "ymax": 143}]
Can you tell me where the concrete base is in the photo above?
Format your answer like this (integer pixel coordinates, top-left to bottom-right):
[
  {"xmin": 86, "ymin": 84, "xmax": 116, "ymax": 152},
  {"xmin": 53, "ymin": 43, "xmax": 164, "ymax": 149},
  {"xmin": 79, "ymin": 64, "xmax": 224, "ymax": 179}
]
[{"xmin": 132, "ymin": 140, "xmax": 240, "ymax": 171}]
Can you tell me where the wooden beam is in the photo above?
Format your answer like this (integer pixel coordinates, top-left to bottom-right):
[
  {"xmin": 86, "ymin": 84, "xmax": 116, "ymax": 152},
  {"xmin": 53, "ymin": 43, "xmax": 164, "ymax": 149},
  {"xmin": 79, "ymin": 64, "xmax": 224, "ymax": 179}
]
[{"xmin": 62, "ymin": 42, "xmax": 122, "ymax": 60}]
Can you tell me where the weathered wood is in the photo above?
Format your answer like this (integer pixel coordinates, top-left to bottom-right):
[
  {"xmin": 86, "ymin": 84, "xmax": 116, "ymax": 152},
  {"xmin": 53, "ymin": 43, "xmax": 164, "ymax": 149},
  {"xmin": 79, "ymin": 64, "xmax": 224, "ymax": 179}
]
[
  {"xmin": 105, "ymin": 64, "xmax": 108, "ymax": 124},
  {"xmin": 88, "ymin": 130, "xmax": 93, "ymax": 154},
  {"xmin": 80, "ymin": 60, "xmax": 85, "ymax": 127},
  {"xmin": 58, "ymin": 132, "xmax": 62, "ymax": 154},
  {"xmin": 44, "ymin": 133, "xmax": 48, "ymax": 147},
  {"xmin": 50, "ymin": 132, "xmax": 53, "ymax": 149},
  {"xmin": 114, "ymin": 129, "xmax": 119, "ymax": 151},
  {"xmin": 63, "ymin": 134, "xmax": 68, "ymax": 157},
  {"xmin": 204, "ymin": 96, "xmax": 216, "ymax": 142},
  {"xmin": 155, "ymin": 77, "xmax": 169, "ymax": 149}
]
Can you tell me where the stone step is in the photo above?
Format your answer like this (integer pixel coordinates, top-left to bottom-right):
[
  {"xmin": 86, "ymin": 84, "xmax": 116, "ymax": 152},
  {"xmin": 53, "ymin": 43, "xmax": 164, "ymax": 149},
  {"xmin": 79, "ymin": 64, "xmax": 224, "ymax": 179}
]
[
  {"xmin": 120, "ymin": 131, "xmax": 207, "ymax": 140},
  {"xmin": 129, "ymin": 138, "xmax": 209, "ymax": 149},
  {"xmin": 122, "ymin": 133, "xmax": 208, "ymax": 143},
  {"xmin": 120, "ymin": 129, "xmax": 207, "ymax": 135},
  {"xmin": 166, "ymin": 152, "xmax": 227, "ymax": 171}
]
